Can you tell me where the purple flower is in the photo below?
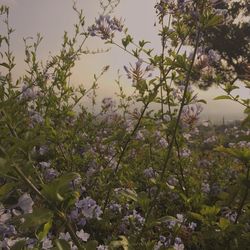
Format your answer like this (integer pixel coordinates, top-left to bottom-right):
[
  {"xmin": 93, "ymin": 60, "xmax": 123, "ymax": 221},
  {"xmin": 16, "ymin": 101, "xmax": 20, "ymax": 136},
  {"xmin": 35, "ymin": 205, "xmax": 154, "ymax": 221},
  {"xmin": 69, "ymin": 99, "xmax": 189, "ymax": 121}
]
[
  {"xmin": 181, "ymin": 104, "xmax": 203, "ymax": 126},
  {"xmin": 39, "ymin": 161, "xmax": 51, "ymax": 168},
  {"xmin": 180, "ymin": 148, "xmax": 191, "ymax": 158},
  {"xmin": 59, "ymin": 232, "xmax": 71, "ymax": 241},
  {"xmin": 29, "ymin": 110, "xmax": 44, "ymax": 125},
  {"xmin": 76, "ymin": 197, "xmax": 102, "ymax": 219},
  {"xmin": 42, "ymin": 237, "xmax": 53, "ymax": 249},
  {"xmin": 143, "ymin": 167, "xmax": 156, "ymax": 178},
  {"xmin": 97, "ymin": 245, "xmax": 108, "ymax": 250},
  {"xmin": 101, "ymin": 97, "xmax": 116, "ymax": 111},
  {"xmin": 88, "ymin": 15, "xmax": 124, "ymax": 40},
  {"xmin": 0, "ymin": 224, "xmax": 17, "ymax": 237},
  {"xmin": 208, "ymin": 49, "xmax": 221, "ymax": 64},
  {"xmin": 44, "ymin": 168, "xmax": 59, "ymax": 181},
  {"xmin": 174, "ymin": 237, "xmax": 184, "ymax": 250},
  {"xmin": 18, "ymin": 193, "xmax": 34, "ymax": 214},
  {"xmin": 0, "ymin": 206, "xmax": 11, "ymax": 223},
  {"xmin": 109, "ymin": 203, "xmax": 122, "ymax": 213},
  {"xmin": 38, "ymin": 145, "xmax": 49, "ymax": 155},
  {"xmin": 76, "ymin": 229, "xmax": 90, "ymax": 242},
  {"xmin": 21, "ymin": 84, "xmax": 38, "ymax": 100}
]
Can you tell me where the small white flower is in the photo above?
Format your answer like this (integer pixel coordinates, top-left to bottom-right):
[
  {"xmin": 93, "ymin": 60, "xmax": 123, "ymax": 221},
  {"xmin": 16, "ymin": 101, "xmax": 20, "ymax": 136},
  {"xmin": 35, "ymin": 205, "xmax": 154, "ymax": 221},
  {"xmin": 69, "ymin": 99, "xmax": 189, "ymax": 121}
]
[
  {"xmin": 42, "ymin": 237, "xmax": 53, "ymax": 249},
  {"xmin": 76, "ymin": 229, "xmax": 90, "ymax": 242}
]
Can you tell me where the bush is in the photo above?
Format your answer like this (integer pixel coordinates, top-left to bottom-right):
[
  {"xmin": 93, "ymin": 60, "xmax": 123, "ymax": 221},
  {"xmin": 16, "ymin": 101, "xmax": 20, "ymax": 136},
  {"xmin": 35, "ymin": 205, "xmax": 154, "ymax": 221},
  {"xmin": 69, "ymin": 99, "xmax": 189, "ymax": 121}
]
[{"xmin": 0, "ymin": 1, "xmax": 249, "ymax": 249}]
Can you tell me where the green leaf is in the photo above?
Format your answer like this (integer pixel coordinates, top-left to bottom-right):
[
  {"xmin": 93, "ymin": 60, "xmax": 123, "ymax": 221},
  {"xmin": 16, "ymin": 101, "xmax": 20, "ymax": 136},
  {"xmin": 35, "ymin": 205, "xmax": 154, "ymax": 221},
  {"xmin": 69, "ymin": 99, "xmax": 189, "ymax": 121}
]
[
  {"xmin": 215, "ymin": 146, "xmax": 250, "ymax": 163},
  {"xmin": 122, "ymin": 35, "xmax": 133, "ymax": 49},
  {"xmin": 41, "ymin": 172, "xmax": 80, "ymax": 203},
  {"xmin": 0, "ymin": 182, "xmax": 15, "ymax": 201},
  {"xmin": 137, "ymin": 192, "xmax": 150, "ymax": 212},
  {"xmin": 188, "ymin": 212, "xmax": 204, "ymax": 222},
  {"xmin": 54, "ymin": 239, "xmax": 71, "ymax": 250},
  {"xmin": 197, "ymin": 99, "xmax": 207, "ymax": 104},
  {"xmin": 10, "ymin": 240, "xmax": 26, "ymax": 250},
  {"xmin": 20, "ymin": 208, "xmax": 53, "ymax": 230},
  {"xmin": 84, "ymin": 240, "xmax": 98, "ymax": 250},
  {"xmin": 204, "ymin": 14, "xmax": 223, "ymax": 28},
  {"xmin": 147, "ymin": 215, "xmax": 178, "ymax": 228},
  {"xmin": 118, "ymin": 188, "xmax": 138, "ymax": 202},
  {"xmin": 214, "ymin": 95, "xmax": 232, "ymax": 100},
  {"xmin": 109, "ymin": 236, "xmax": 129, "ymax": 250},
  {"xmin": 38, "ymin": 220, "xmax": 52, "ymax": 240},
  {"xmin": 0, "ymin": 62, "xmax": 10, "ymax": 69},
  {"xmin": 0, "ymin": 157, "xmax": 7, "ymax": 174},
  {"xmin": 218, "ymin": 217, "xmax": 230, "ymax": 230},
  {"xmin": 200, "ymin": 205, "xmax": 220, "ymax": 217}
]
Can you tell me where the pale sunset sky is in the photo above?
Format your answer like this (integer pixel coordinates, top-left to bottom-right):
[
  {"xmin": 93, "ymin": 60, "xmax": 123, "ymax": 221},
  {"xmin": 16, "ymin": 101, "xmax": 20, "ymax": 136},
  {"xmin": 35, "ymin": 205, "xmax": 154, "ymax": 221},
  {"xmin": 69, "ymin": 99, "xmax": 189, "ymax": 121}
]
[{"xmin": 0, "ymin": 0, "xmax": 248, "ymax": 123}]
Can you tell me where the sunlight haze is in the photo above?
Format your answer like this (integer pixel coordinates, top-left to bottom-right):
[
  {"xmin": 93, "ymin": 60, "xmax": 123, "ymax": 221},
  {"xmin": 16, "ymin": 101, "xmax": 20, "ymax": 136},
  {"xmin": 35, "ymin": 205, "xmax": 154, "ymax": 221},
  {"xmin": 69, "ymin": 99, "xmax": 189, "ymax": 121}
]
[{"xmin": 0, "ymin": 0, "xmax": 248, "ymax": 123}]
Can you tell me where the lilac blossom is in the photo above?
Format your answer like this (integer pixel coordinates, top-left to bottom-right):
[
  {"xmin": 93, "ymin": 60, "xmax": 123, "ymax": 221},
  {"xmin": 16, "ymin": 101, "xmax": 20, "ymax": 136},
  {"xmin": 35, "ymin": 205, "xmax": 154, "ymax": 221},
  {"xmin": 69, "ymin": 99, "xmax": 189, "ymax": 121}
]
[
  {"xmin": 0, "ymin": 205, "xmax": 11, "ymax": 224},
  {"xmin": 180, "ymin": 148, "xmax": 191, "ymax": 158},
  {"xmin": 39, "ymin": 161, "xmax": 51, "ymax": 169},
  {"xmin": 135, "ymin": 130, "xmax": 144, "ymax": 140},
  {"xmin": 229, "ymin": 141, "xmax": 250, "ymax": 149},
  {"xmin": 173, "ymin": 85, "xmax": 193, "ymax": 101},
  {"xmin": 154, "ymin": 235, "xmax": 171, "ymax": 250},
  {"xmin": 143, "ymin": 167, "xmax": 156, "ymax": 179},
  {"xmin": 59, "ymin": 232, "xmax": 71, "ymax": 241},
  {"xmin": 204, "ymin": 135, "xmax": 217, "ymax": 144},
  {"xmin": 0, "ymin": 224, "xmax": 16, "ymax": 238},
  {"xmin": 21, "ymin": 84, "xmax": 39, "ymax": 100},
  {"xmin": 42, "ymin": 237, "xmax": 53, "ymax": 249},
  {"xmin": 181, "ymin": 103, "xmax": 203, "ymax": 126},
  {"xmin": 97, "ymin": 245, "xmax": 108, "ymax": 250},
  {"xmin": 188, "ymin": 222, "xmax": 197, "ymax": 231},
  {"xmin": 88, "ymin": 15, "xmax": 124, "ymax": 40},
  {"xmin": 1, "ymin": 237, "xmax": 26, "ymax": 249},
  {"xmin": 201, "ymin": 182, "xmax": 210, "ymax": 193},
  {"xmin": 76, "ymin": 229, "xmax": 90, "ymax": 242},
  {"xmin": 159, "ymin": 137, "xmax": 169, "ymax": 148},
  {"xmin": 43, "ymin": 168, "xmax": 59, "ymax": 181},
  {"xmin": 208, "ymin": 49, "xmax": 221, "ymax": 64},
  {"xmin": 167, "ymin": 176, "xmax": 178, "ymax": 187},
  {"xmin": 174, "ymin": 237, "xmax": 185, "ymax": 250},
  {"xmin": 18, "ymin": 193, "xmax": 34, "ymax": 214},
  {"xmin": 76, "ymin": 197, "xmax": 102, "ymax": 219},
  {"xmin": 38, "ymin": 145, "xmax": 49, "ymax": 155},
  {"xmin": 29, "ymin": 110, "xmax": 44, "ymax": 125},
  {"xmin": 101, "ymin": 97, "xmax": 116, "ymax": 111},
  {"xmin": 123, "ymin": 209, "xmax": 145, "ymax": 227},
  {"xmin": 109, "ymin": 202, "xmax": 122, "ymax": 213}
]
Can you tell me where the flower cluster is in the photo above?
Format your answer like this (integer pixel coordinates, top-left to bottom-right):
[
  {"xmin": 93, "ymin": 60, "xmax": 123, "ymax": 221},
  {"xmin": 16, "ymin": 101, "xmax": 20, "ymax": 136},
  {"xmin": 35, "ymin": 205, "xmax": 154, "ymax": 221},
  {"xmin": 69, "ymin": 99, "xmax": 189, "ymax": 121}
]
[
  {"xmin": 101, "ymin": 97, "xmax": 116, "ymax": 111},
  {"xmin": 88, "ymin": 15, "xmax": 124, "ymax": 40},
  {"xmin": 181, "ymin": 103, "xmax": 203, "ymax": 126},
  {"xmin": 21, "ymin": 83, "xmax": 40, "ymax": 101},
  {"xmin": 228, "ymin": 140, "xmax": 250, "ymax": 149},
  {"xmin": 193, "ymin": 48, "xmax": 221, "ymax": 69},
  {"xmin": 74, "ymin": 196, "xmax": 102, "ymax": 220}
]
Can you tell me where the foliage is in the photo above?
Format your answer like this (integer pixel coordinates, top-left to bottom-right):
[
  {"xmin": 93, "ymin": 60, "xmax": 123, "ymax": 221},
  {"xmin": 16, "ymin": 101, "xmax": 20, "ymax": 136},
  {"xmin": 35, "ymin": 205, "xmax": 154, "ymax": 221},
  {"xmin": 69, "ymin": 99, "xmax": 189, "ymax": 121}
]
[{"xmin": 0, "ymin": 1, "xmax": 249, "ymax": 249}]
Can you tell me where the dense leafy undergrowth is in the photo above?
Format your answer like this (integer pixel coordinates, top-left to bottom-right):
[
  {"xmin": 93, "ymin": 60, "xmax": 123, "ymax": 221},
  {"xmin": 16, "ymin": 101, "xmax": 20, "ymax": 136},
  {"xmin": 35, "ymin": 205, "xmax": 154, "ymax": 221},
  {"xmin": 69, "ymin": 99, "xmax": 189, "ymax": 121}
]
[{"xmin": 0, "ymin": 1, "xmax": 250, "ymax": 249}]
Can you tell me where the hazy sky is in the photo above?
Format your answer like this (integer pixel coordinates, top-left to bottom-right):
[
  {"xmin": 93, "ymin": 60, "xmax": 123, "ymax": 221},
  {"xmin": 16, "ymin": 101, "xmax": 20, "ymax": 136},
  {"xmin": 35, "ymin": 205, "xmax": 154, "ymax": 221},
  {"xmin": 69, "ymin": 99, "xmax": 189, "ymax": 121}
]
[{"xmin": 0, "ymin": 0, "xmax": 248, "ymax": 123}]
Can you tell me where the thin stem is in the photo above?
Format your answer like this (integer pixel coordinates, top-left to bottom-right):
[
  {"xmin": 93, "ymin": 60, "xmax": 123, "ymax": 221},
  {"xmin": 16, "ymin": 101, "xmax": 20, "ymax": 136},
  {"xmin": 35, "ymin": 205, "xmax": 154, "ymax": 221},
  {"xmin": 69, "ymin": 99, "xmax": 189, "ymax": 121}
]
[
  {"xmin": 234, "ymin": 164, "xmax": 250, "ymax": 224},
  {"xmin": 102, "ymin": 101, "xmax": 149, "ymax": 211},
  {"xmin": 109, "ymin": 40, "xmax": 150, "ymax": 64},
  {"xmin": 140, "ymin": 22, "xmax": 202, "ymax": 238}
]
